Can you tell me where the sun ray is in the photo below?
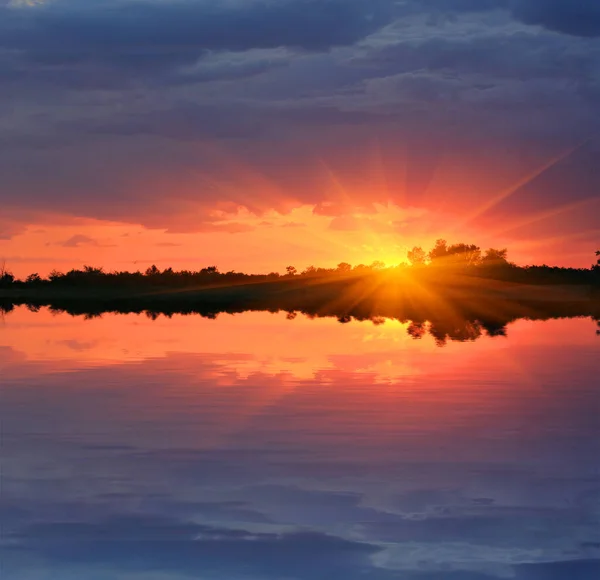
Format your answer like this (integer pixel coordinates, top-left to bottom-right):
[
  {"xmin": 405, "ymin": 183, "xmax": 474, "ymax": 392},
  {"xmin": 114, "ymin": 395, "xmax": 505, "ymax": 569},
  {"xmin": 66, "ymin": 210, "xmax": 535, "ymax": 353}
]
[
  {"xmin": 488, "ymin": 197, "xmax": 598, "ymax": 238},
  {"xmin": 512, "ymin": 228, "xmax": 600, "ymax": 250},
  {"xmin": 449, "ymin": 138, "xmax": 592, "ymax": 234},
  {"xmin": 318, "ymin": 159, "xmax": 356, "ymax": 207},
  {"xmin": 188, "ymin": 140, "xmax": 298, "ymax": 215}
]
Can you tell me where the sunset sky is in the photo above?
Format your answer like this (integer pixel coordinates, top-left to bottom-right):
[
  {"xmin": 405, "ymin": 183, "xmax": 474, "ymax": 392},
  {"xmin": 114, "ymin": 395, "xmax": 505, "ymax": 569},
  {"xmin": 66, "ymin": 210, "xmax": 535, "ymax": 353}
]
[{"xmin": 1, "ymin": 0, "xmax": 599, "ymax": 277}]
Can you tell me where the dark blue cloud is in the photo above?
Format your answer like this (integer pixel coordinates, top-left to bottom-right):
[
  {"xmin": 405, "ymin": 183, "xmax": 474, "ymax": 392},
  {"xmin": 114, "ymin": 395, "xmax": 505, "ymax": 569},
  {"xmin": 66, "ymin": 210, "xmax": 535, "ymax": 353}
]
[
  {"xmin": 0, "ymin": 0, "xmax": 393, "ymax": 67},
  {"xmin": 514, "ymin": 559, "xmax": 600, "ymax": 579},
  {"xmin": 0, "ymin": 0, "xmax": 396, "ymax": 93},
  {"xmin": 416, "ymin": 0, "xmax": 508, "ymax": 12},
  {"xmin": 404, "ymin": 0, "xmax": 600, "ymax": 36},
  {"xmin": 512, "ymin": 0, "xmax": 600, "ymax": 37}
]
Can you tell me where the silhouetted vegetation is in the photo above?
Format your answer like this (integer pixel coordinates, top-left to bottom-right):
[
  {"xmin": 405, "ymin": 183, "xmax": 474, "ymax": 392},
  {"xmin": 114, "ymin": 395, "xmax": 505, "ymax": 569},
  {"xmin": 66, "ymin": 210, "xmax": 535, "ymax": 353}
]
[
  {"xmin": 1, "ymin": 243, "xmax": 598, "ymax": 295},
  {"xmin": 1, "ymin": 243, "xmax": 599, "ymax": 345},
  {"xmin": 1, "ymin": 272, "xmax": 599, "ymax": 346},
  {"xmin": 0, "ymin": 241, "xmax": 598, "ymax": 346},
  {"xmin": 403, "ymin": 241, "xmax": 600, "ymax": 287}
]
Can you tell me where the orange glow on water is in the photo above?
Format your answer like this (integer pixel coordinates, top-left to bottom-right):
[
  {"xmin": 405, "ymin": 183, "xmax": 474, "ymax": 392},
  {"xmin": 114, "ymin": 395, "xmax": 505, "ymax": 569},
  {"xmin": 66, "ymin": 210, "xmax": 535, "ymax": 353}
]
[
  {"xmin": 1, "ymin": 306, "xmax": 594, "ymax": 384},
  {"xmin": 2, "ymin": 308, "xmax": 597, "ymax": 461}
]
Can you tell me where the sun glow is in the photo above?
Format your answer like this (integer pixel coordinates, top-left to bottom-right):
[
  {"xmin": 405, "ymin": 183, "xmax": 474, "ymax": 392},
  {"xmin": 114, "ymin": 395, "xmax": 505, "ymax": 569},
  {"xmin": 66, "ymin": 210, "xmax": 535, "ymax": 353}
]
[{"xmin": 1, "ymin": 134, "xmax": 597, "ymax": 277}]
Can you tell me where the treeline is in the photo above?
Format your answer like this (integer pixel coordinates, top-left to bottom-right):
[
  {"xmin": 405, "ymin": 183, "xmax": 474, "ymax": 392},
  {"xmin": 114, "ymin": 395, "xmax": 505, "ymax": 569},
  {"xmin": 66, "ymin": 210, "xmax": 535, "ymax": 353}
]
[
  {"xmin": 0, "ymin": 263, "xmax": 367, "ymax": 291},
  {"xmin": 404, "ymin": 241, "xmax": 600, "ymax": 286},
  {"xmin": 0, "ymin": 242, "xmax": 598, "ymax": 290}
]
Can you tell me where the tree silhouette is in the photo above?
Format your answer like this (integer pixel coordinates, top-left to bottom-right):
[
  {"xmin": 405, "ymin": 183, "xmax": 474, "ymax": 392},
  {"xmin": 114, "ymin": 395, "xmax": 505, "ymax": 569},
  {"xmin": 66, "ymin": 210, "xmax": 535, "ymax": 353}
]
[
  {"xmin": 446, "ymin": 243, "xmax": 482, "ymax": 267},
  {"xmin": 3, "ymin": 239, "xmax": 598, "ymax": 297},
  {"xmin": 407, "ymin": 246, "xmax": 427, "ymax": 266},
  {"xmin": 428, "ymin": 239, "xmax": 449, "ymax": 263},
  {"xmin": 482, "ymin": 248, "xmax": 509, "ymax": 265},
  {"xmin": 0, "ymin": 260, "xmax": 14, "ymax": 288},
  {"xmin": 427, "ymin": 240, "xmax": 483, "ymax": 268}
]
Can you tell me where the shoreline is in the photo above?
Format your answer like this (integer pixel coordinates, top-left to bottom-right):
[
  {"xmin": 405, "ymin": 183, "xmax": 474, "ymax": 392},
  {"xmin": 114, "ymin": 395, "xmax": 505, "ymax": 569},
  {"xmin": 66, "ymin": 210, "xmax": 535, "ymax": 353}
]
[
  {"xmin": 0, "ymin": 276, "xmax": 596, "ymax": 302},
  {"xmin": 2, "ymin": 278, "xmax": 598, "ymax": 329}
]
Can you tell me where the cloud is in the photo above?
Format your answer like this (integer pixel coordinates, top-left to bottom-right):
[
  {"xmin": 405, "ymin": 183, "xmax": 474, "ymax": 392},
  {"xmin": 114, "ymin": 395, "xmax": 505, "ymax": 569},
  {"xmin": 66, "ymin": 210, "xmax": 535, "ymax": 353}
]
[
  {"xmin": 193, "ymin": 222, "xmax": 256, "ymax": 234},
  {"xmin": 281, "ymin": 221, "xmax": 307, "ymax": 228},
  {"xmin": 0, "ymin": 219, "xmax": 24, "ymax": 240},
  {"xmin": 514, "ymin": 559, "xmax": 600, "ymax": 579},
  {"xmin": 512, "ymin": 0, "xmax": 600, "ymax": 37},
  {"xmin": 59, "ymin": 234, "xmax": 98, "ymax": 248},
  {"xmin": 155, "ymin": 242, "xmax": 182, "ymax": 248},
  {"xmin": 58, "ymin": 234, "xmax": 115, "ymax": 248},
  {"xmin": 0, "ymin": 0, "xmax": 394, "ymax": 89},
  {"xmin": 329, "ymin": 215, "xmax": 391, "ymax": 232},
  {"xmin": 175, "ymin": 48, "xmax": 293, "ymax": 85},
  {"xmin": 359, "ymin": 28, "xmax": 600, "ymax": 86},
  {"xmin": 421, "ymin": 0, "xmax": 508, "ymax": 11},
  {"xmin": 0, "ymin": 0, "xmax": 599, "ymax": 257}
]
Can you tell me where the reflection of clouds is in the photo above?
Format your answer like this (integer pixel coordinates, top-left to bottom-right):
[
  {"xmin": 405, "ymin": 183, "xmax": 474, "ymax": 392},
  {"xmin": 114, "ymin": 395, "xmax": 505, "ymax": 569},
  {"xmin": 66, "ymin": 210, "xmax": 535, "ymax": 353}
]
[
  {"xmin": 3, "ymin": 503, "xmax": 600, "ymax": 579},
  {"xmin": 374, "ymin": 545, "xmax": 600, "ymax": 578},
  {"xmin": 9, "ymin": 0, "xmax": 46, "ymax": 6},
  {"xmin": 4, "ymin": 515, "xmax": 388, "ymax": 580},
  {"xmin": 1, "ymin": 312, "xmax": 599, "ymax": 578},
  {"xmin": 1, "ymin": 307, "xmax": 510, "ymax": 383}
]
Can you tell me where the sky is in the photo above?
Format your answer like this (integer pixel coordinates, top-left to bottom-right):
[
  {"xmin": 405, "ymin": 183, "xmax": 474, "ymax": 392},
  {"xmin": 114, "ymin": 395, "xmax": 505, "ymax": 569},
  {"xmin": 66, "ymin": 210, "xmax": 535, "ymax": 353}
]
[{"xmin": 1, "ymin": 0, "xmax": 599, "ymax": 276}]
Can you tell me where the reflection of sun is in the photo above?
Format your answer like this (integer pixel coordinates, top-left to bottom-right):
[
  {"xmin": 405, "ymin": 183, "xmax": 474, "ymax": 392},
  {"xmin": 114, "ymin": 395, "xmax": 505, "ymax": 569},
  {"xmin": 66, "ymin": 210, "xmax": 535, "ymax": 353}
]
[{"xmin": 1, "ymin": 306, "xmax": 513, "ymax": 384}]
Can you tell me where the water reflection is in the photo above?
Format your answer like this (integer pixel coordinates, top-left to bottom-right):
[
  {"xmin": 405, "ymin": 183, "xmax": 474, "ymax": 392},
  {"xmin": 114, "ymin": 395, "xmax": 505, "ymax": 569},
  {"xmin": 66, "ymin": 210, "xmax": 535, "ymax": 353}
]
[
  {"xmin": 2, "ymin": 296, "xmax": 599, "ymax": 352},
  {"xmin": 1, "ymin": 308, "xmax": 599, "ymax": 579}
]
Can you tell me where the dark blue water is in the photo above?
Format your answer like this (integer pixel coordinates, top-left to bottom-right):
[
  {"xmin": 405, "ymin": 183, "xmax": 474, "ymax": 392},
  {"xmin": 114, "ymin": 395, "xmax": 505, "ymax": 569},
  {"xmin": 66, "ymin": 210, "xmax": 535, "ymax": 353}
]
[{"xmin": 1, "ymin": 308, "xmax": 599, "ymax": 579}]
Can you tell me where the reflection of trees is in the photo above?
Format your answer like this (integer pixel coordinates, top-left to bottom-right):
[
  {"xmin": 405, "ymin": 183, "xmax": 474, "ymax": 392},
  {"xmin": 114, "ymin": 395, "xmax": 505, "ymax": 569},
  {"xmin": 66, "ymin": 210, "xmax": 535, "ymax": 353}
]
[
  {"xmin": 406, "ymin": 319, "xmax": 488, "ymax": 346},
  {"xmin": 0, "ymin": 303, "xmax": 15, "ymax": 315},
  {"xmin": 428, "ymin": 320, "xmax": 483, "ymax": 347},
  {"xmin": 0, "ymin": 241, "xmax": 597, "ymax": 342},
  {"xmin": 3, "ymin": 273, "xmax": 599, "ymax": 345}
]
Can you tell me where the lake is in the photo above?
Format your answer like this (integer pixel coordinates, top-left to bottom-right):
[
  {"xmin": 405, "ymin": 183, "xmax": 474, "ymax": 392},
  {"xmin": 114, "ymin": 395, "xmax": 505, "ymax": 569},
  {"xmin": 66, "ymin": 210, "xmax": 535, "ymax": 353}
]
[{"xmin": 1, "ymin": 307, "xmax": 599, "ymax": 579}]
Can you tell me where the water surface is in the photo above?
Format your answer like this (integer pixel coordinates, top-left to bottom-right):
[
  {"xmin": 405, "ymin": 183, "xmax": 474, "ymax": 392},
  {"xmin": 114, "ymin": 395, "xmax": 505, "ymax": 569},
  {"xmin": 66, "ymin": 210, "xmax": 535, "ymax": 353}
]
[{"xmin": 1, "ymin": 308, "xmax": 599, "ymax": 579}]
